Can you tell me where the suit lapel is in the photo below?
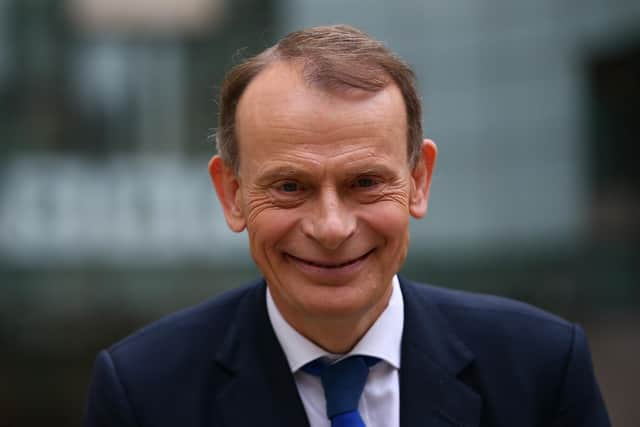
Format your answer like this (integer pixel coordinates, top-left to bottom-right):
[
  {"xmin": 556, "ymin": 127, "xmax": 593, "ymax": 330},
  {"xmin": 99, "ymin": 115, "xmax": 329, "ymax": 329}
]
[
  {"xmin": 213, "ymin": 281, "xmax": 310, "ymax": 427},
  {"xmin": 210, "ymin": 277, "xmax": 482, "ymax": 427},
  {"xmin": 399, "ymin": 277, "xmax": 482, "ymax": 427}
]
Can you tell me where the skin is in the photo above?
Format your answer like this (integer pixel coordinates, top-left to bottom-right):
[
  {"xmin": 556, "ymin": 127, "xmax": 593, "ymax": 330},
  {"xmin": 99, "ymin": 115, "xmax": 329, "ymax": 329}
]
[{"xmin": 209, "ymin": 61, "xmax": 437, "ymax": 353}]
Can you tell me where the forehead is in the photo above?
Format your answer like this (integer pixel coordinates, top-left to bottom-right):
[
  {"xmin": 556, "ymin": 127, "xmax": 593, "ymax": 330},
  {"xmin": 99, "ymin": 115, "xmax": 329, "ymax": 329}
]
[{"xmin": 234, "ymin": 61, "xmax": 407, "ymax": 154}]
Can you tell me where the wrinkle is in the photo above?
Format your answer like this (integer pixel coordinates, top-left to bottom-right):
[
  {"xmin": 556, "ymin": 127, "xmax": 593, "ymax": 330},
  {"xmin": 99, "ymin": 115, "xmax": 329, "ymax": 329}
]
[{"xmin": 245, "ymin": 192, "xmax": 279, "ymax": 225}]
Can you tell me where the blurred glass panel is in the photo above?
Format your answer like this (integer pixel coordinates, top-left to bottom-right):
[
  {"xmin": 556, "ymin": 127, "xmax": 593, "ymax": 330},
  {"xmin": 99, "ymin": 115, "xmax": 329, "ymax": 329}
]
[
  {"xmin": 67, "ymin": 0, "xmax": 224, "ymax": 36},
  {"xmin": 0, "ymin": 154, "xmax": 247, "ymax": 266}
]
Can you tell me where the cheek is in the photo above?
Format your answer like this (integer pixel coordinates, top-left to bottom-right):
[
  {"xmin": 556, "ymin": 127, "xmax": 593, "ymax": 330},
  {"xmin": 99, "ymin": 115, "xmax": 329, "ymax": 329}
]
[
  {"xmin": 246, "ymin": 207, "xmax": 301, "ymax": 252},
  {"xmin": 366, "ymin": 205, "xmax": 411, "ymax": 256},
  {"xmin": 369, "ymin": 206, "xmax": 411, "ymax": 265},
  {"xmin": 365, "ymin": 202, "xmax": 410, "ymax": 234}
]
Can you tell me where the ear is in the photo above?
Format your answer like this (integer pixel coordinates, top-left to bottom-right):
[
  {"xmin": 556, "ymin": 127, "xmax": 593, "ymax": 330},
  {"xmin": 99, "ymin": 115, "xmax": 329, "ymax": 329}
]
[
  {"xmin": 208, "ymin": 155, "xmax": 247, "ymax": 232},
  {"xmin": 409, "ymin": 139, "xmax": 437, "ymax": 219}
]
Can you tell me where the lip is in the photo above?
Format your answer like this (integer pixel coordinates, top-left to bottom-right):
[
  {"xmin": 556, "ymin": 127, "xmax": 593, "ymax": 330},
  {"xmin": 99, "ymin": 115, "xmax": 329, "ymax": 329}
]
[{"xmin": 285, "ymin": 249, "xmax": 375, "ymax": 283}]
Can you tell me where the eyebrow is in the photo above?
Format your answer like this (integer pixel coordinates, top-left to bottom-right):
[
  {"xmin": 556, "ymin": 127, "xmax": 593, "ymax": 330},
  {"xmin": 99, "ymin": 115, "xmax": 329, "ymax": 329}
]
[
  {"xmin": 256, "ymin": 165, "xmax": 311, "ymax": 183},
  {"xmin": 256, "ymin": 162, "xmax": 397, "ymax": 184},
  {"xmin": 342, "ymin": 164, "xmax": 396, "ymax": 179}
]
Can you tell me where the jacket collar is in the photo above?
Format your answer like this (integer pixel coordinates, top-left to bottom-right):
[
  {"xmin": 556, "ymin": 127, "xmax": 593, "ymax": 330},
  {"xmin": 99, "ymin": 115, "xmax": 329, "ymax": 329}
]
[
  {"xmin": 399, "ymin": 276, "xmax": 482, "ymax": 427},
  {"xmin": 213, "ymin": 277, "xmax": 481, "ymax": 427},
  {"xmin": 213, "ymin": 280, "xmax": 310, "ymax": 427}
]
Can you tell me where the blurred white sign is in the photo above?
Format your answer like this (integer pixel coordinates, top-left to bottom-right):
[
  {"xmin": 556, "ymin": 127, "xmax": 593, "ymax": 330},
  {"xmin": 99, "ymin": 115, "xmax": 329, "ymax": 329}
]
[
  {"xmin": 67, "ymin": 0, "xmax": 224, "ymax": 35},
  {"xmin": 0, "ymin": 155, "xmax": 247, "ymax": 266}
]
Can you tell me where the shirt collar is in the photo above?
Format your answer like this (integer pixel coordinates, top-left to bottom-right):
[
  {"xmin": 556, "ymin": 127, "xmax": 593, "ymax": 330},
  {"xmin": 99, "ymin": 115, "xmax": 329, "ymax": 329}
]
[{"xmin": 266, "ymin": 275, "xmax": 404, "ymax": 373}]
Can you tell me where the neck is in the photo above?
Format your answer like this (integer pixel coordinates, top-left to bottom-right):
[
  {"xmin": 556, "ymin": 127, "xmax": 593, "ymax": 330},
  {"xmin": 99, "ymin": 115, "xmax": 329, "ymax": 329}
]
[{"xmin": 299, "ymin": 315, "xmax": 382, "ymax": 354}]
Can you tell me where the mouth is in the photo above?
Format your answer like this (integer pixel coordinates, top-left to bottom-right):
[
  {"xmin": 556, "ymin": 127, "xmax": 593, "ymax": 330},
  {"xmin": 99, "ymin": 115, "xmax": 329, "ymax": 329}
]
[{"xmin": 285, "ymin": 249, "xmax": 375, "ymax": 269}]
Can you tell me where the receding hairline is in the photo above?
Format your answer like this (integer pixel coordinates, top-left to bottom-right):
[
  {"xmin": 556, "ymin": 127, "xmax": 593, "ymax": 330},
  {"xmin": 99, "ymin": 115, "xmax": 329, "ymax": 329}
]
[
  {"xmin": 237, "ymin": 58, "xmax": 396, "ymax": 110},
  {"xmin": 216, "ymin": 24, "xmax": 423, "ymax": 172},
  {"xmin": 233, "ymin": 59, "xmax": 407, "ymax": 147}
]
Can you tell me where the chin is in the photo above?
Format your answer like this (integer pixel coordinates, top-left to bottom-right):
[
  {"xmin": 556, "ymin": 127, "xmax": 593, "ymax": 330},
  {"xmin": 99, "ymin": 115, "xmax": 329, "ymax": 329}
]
[{"xmin": 296, "ymin": 285, "xmax": 383, "ymax": 320}]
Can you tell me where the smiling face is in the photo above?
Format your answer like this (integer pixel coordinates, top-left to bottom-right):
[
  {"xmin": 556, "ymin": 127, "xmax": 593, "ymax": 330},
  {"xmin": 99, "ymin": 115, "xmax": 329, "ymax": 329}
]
[{"xmin": 210, "ymin": 61, "xmax": 436, "ymax": 341}]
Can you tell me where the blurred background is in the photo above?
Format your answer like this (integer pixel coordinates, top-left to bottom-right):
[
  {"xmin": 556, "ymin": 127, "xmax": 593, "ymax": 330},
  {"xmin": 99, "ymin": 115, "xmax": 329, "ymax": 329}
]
[{"xmin": 0, "ymin": 0, "xmax": 638, "ymax": 425}]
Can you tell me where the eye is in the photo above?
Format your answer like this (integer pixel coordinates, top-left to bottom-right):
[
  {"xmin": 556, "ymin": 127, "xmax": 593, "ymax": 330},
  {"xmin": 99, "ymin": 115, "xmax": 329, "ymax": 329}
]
[
  {"xmin": 354, "ymin": 177, "xmax": 378, "ymax": 188},
  {"xmin": 268, "ymin": 180, "xmax": 307, "ymax": 207},
  {"xmin": 279, "ymin": 181, "xmax": 302, "ymax": 193}
]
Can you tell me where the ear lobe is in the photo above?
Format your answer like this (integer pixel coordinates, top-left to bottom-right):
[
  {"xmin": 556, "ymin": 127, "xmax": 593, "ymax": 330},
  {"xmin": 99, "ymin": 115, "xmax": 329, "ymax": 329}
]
[
  {"xmin": 208, "ymin": 155, "xmax": 247, "ymax": 232},
  {"xmin": 409, "ymin": 139, "xmax": 437, "ymax": 219}
]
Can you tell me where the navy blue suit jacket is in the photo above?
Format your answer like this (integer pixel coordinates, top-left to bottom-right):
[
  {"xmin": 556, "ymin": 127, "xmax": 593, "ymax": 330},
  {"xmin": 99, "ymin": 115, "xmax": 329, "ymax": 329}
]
[{"xmin": 84, "ymin": 277, "xmax": 610, "ymax": 426}]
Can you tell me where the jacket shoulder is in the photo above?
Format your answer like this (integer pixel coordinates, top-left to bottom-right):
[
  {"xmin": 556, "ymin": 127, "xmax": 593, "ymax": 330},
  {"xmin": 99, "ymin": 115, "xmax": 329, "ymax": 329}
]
[
  {"xmin": 400, "ymin": 279, "xmax": 609, "ymax": 426},
  {"xmin": 404, "ymin": 279, "xmax": 572, "ymax": 333},
  {"xmin": 401, "ymin": 278, "xmax": 578, "ymax": 380},
  {"xmin": 85, "ymin": 280, "xmax": 266, "ymax": 426},
  {"xmin": 102, "ymin": 279, "xmax": 265, "ymax": 401},
  {"xmin": 109, "ymin": 280, "xmax": 261, "ymax": 358}
]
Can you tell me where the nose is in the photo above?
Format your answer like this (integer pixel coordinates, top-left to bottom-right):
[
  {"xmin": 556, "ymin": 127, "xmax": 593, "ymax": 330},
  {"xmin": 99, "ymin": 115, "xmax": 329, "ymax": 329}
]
[{"xmin": 301, "ymin": 188, "xmax": 356, "ymax": 250}]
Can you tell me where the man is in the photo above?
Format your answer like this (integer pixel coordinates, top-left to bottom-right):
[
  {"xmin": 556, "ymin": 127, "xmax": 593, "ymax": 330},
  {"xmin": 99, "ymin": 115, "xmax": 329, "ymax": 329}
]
[{"xmin": 84, "ymin": 25, "xmax": 610, "ymax": 426}]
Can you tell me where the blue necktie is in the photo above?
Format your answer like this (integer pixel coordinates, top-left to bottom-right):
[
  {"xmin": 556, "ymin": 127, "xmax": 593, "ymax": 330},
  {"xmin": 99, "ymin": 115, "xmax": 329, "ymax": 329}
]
[{"xmin": 303, "ymin": 355, "xmax": 379, "ymax": 427}]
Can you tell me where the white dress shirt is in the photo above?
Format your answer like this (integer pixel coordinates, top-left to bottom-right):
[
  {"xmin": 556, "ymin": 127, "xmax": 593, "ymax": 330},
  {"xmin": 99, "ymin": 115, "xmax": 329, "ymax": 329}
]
[{"xmin": 266, "ymin": 275, "xmax": 404, "ymax": 427}]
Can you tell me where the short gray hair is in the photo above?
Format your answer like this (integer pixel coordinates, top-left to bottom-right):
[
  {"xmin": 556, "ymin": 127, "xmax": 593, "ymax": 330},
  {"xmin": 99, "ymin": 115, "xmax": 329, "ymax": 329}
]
[{"xmin": 216, "ymin": 24, "xmax": 422, "ymax": 172}]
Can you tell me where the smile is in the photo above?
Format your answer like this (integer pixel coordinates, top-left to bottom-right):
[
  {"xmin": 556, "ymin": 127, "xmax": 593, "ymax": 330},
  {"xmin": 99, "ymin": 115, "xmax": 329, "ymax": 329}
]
[{"xmin": 286, "ymin": 249, "xmax": 375, "ymax": 269}]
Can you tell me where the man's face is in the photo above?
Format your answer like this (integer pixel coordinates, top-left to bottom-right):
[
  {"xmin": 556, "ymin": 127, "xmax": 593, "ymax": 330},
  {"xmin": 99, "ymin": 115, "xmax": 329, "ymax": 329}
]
[{"xmin": 210, "ymin": 61, "xmax": 436, "ymax": 332}]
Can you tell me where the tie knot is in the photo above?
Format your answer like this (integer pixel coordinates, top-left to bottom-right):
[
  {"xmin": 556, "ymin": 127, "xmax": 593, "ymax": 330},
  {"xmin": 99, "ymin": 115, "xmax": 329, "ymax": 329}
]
[{"xmin": 303, "ymin": 355, "xmax": 379, "ymax": 420}]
